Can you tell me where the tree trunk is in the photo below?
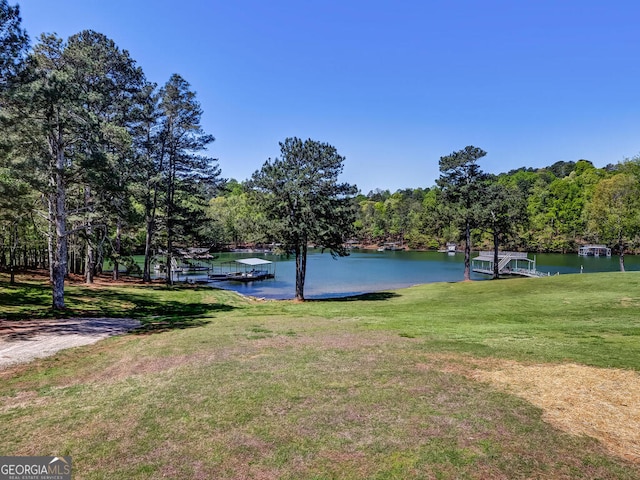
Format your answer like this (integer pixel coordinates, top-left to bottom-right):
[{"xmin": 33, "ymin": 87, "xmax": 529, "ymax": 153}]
[
  {"xmin": 8, "ymin": 226, "xmax": 16, "ymax": 285},
  {"xmin": 619, "ymin": 233, "xmax": 625, "ymax": 272},
  {"xmin": 47, "ymin": 198, "xmax": 55, "ymax": 283},
  {"xmin": 166, "ymin": 192, "xmax": 174, "ymax": 286},
  {"xmin": 166, "ymin": 187, "xmax": 174, "ymax": 287},
  {"xmin": 85, "ymin": 242, "xmax": 94, "ymax": 283},
  {"xmin": 492, "ymin": 230, "xmax": 500, "ymax": 279},
  {"xmin": 113, "ymin": 218, "xmax": 121, "ymax": 280},
  {"xmin": 143, "ymin": 203, "xmax": 155, "ymax": 283},
  {"xmin": 9, "ymin": 246, "xmax": 15, "ymax": 286},
  {"xmin": 85, "ymin": 186, "xmax": 95, "ymax": 284},
  {"xmin": 143, "ymin": 224, "xmax": 152, "ymax": 282},
  {"xmin": 463, "ymin": 219, "xmax": 471, "ymax": 281},
  {"xmin": 166, "ymin": 245, "xmax": 173, "ymax": 286},
  {"xmin": 295, "ymin": 242, "xmax": 307, "ymax": 301},
  {"xmin": 51, "ymin": 126, "xmax": 68, "ymax": 310},
  {"xmin": 52, "ymin": 186, "xmax": 67, "ymax": 310},
  {"xmin": 143, "ymin": 130, "xmax": 161, "ymax": 283},
  {"xmin": 84, "ymin": 186, "xmax": 96, "ymax": 284},
  {"xmin": 95, "ymin": 231, "xmax": 104, "ymax": 275}
]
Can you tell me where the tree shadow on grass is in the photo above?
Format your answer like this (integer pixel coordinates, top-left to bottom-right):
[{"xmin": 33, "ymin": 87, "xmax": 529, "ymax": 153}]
[
  {"xmin": 309, "ymin": 291, "xmax": 401, "ymax": 302},
  {"xmin": 0, "ymin": 283, "xmax": 235, "ymax": 335},
  {"xmin": 2, "ymin": 318, "xmax": 142, "ymax": 341},
  {"xmin": 0, "ymin": 282, "xmax": 52, "ymax": 313},
  {"xmin": 133, "ymin": 317, "xmax": 213, "ymax": 334},
  {"xmin": 68, "ymin": 288, "xmax": 235, "ymax": 334}
]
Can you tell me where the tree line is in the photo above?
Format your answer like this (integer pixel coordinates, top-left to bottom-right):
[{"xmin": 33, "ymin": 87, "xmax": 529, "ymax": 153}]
[
  {"xmin": 0, "ymin": 2, "xmax": 221, "ymax": 308},
  {"xmin": 2, "ymin": 1, "xmax": 640, "ymax": 305},
  {"xmin": 0, "ymin": 3, "xmax": 355, "ymax": 303},
  {"xmin": 212, "ymin": 155, "xmax": 640, "ymax": 264}
]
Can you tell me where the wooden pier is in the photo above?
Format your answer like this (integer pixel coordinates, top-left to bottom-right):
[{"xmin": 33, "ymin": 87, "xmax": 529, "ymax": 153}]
[{"xmin": 472, "ymin": 251, "xmax": 548, "ymax": 278}]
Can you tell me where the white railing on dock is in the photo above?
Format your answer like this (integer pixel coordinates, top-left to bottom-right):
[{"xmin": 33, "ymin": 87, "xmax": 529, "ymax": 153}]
[
  {"xmin": 478, "ymin": 251, "xmax": 529, "ymax": 259},
  {"xmin": 472, "ymin": 251, "xmax": 548, "ymax": 278}
]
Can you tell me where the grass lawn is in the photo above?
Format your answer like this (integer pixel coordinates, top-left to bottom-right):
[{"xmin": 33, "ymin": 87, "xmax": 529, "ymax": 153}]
[{"xmin": 1, "ymin": 271, "xmax": 639, "ymax": 479}]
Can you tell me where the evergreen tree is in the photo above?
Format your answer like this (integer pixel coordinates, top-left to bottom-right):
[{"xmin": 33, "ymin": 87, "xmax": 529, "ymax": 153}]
[
  {"xmin": 2, "ymin": 31, "xmax": 144, "ymax": 307},
  {"xmin": 437, "ymin": 146, "xmax": 487, "ymax": 281},
  {"xmin": 0, "ymin": 0, "xmax": 30, "ymax": 283},
  {"xmin": 157, "ymin": 74, "xmax": 220, "ymax": 285},
  {"xmin": 249, "ymin": 137, "xmax": 357, "ymax": 300},
  {"xmin": 0, "ymin": 0, "xmax": 28, "ymax": 90},
  {"xmin": 129, "ymin": 82, "xmax": 163, "ymax": 282},
  {"xmin": 63, "ymin": 30, "xmax": 145, "ymax": 283}
]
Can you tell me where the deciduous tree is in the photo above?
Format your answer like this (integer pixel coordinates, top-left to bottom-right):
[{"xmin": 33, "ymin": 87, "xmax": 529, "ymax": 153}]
[
  {"xmin": 586, "ymin": 173, "xmax": 640, "ymax": 271},
  {"xmin": 480, "ymin": 178, "xmax": 527, "ymax": 278}
]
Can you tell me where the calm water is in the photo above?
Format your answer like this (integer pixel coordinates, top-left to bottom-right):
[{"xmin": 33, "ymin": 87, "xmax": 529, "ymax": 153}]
[{"xmin": 169, "ymin": 250, "xmax": 640, "ymax": 300}]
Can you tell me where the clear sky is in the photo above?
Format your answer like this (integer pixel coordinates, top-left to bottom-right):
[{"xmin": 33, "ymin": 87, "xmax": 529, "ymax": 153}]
[{"xmin": 18, "ymin": 0, "xmax": 640, "ymax": 193}]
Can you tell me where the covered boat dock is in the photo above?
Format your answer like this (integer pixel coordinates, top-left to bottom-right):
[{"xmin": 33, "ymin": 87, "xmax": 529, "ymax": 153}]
[
  {"xmin": 472, "ymin": 251, "xmax": 548, "ymax": 278},
  {"xmin": 578, "ymin": 244, "xmax": 611, "ymax": 257},
  {"xmin": 209, "ymin": 258, "xmax": 275, "ymax": 282}
]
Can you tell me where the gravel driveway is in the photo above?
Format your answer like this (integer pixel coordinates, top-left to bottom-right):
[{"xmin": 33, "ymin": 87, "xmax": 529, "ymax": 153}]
[{"xmin": 0, "ymin": 318, "xmax": 141, "ymax": 368}]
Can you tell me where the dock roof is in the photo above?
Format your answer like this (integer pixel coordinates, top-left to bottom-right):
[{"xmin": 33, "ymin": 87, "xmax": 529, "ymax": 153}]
[{"xmin": 235, "ymin": 258, "xmax": 273, "ymax": 266}]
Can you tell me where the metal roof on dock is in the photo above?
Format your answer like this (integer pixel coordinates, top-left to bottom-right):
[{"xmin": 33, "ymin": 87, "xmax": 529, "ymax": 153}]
[
  {"xmin": 473, "ymin": 251, "xmax": 530, "ymax": 261},
  {"xmin": 234, "ymin": 258, "xmax": 273, "ymax": 266}
]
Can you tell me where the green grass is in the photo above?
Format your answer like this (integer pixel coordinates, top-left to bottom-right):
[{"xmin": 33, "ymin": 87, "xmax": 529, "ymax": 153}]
[{"xmin": 1, "ymin": 272, "xmax": 639, "ymax": 478}]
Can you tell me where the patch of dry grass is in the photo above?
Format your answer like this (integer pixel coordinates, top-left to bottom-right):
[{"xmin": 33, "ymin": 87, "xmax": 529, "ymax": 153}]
[
  {"xmin": 424, "ymin": 353, "xmax": 640, "ymax": 463},
  {"xmin": 473, "ymin": 361, "xmax": 640, "ymax": 463}
]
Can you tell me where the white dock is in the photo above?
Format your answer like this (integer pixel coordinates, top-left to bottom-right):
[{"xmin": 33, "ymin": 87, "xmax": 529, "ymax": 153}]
[
  {"xmin": 472, "ymin": 251, "xmax": 548, "ymax": 278},
  {"xmin": 578, "ymin": 245, "xmax": 611, "ymax": 257}
]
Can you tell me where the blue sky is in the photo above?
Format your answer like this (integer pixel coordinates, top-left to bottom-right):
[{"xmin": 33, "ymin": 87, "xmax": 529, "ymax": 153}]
[{"xmin": 19, "ymin": 0, "xmax": 640, "ymax": 193}]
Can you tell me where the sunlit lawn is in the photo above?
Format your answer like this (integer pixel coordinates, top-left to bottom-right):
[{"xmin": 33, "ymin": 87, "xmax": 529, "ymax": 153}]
[{"xmin": 1, "ymin": 272, "xmax": 639, "ymax": 478}]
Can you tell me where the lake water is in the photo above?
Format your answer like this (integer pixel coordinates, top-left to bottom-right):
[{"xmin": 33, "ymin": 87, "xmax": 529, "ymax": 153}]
[{"xmin": 171, "ymin": 250, "xmax": 640, "ymax": 300}]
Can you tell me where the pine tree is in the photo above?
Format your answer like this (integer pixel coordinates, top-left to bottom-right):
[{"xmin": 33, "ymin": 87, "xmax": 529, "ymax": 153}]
[
  {"xmin": 437, "ymin": 146, "xmax": 488, "ymax": 281},
  {"xmin": 249, "ymin": 137, "xmax": 357, "ymax": 300},
  {"xmin": 157, "ymin": 74, "xmax": 220, "ymax": 285}
]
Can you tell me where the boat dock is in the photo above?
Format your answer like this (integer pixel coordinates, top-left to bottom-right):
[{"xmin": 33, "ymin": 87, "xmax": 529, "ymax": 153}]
[
  {"xmin": 209, "ymin": 258, "xmax": 275, "ymax": 283},
  {"xmin": 380, "ymin": 242, "xmax": 405, "ymax": 251},
  {"xmin": 578, "ymin": 244, "xmax": 611, "ymax": 257},
  {"xmin": 438, "ymin": 242, "xmax": 458, "ymax": 254},
  {"xmin": 472, "ymin": 251, "xmax": 548, "ymax": 278}
]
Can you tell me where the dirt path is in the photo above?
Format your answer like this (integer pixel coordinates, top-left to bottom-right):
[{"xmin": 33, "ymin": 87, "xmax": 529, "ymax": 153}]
[{"xmin": 0, "ymin": 318, "xmax": 140, "ymax": 368}]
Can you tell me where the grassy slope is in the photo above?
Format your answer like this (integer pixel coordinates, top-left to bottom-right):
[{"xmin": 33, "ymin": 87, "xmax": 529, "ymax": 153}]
[{"xmin": 1, "ymin": 272, "xmax": 639, "ymax": 479}]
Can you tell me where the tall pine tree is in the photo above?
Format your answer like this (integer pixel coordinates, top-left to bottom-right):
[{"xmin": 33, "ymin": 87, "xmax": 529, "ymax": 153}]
[
  {"xmin": 157, "ymin": 74, "xmax": 220, "ymax": 285},
  {"xmin": 249, "ymin": 137, "xmax": 357, "ymax": 300},
  {"xmin": 437, "ymin": 146, "xmax": 487, "ymax": 281}
]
